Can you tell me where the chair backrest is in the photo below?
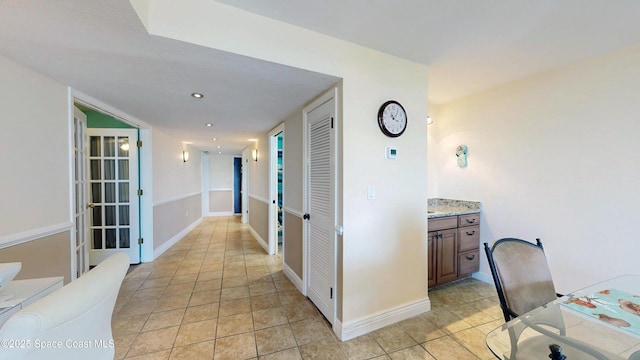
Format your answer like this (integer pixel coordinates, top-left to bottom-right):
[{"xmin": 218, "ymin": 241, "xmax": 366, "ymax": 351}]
[
  {"xmin": 484, "ymin": 238, "xmax": 557, "ymax": 322},
  {"xmin": 0, "ymin": 253, "xmax": 129, "ymax": 360}
]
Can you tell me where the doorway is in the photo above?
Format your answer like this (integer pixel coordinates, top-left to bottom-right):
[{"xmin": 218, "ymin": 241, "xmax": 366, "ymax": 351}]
[
  {"xmin": 268, "ymin": 124, "xmax": 284, "ymax": 255},
  {"xmin": 233, "ymin": 157, "xmax": 242, "ymax": 214}
]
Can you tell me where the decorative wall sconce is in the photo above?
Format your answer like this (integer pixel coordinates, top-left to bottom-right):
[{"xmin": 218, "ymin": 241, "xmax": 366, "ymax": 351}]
[
  {"xmin": 456, "ymin": 145, "xmax": 468, "ymax": 168},
  {"xmin": 182, "ymin": 150, "xmax": 190, "ymax": 162},
  {"xmin": 252, "ymin": 148, "xmax": 258, "ymax": 162},
  {"xmin": 426, "ymin": 115, "xmax": 433, "ymax": 125}
]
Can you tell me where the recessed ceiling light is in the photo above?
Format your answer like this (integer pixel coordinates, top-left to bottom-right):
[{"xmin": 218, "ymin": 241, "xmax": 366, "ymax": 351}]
[
  {"xmin": 218, "ymin": 151, "xmax": 222, "ymax": 154},
  {"xmin": 217, "ymin": 145, "xmax": 221, "ymax": 148},
  {"xmin": 211, "ymin": 138, "xmax": 217, "ymax": 141},
  {"xmin": 191, "ymin": 93, "xmax": 204, "ymax": 99},
  {"xmin": 248, "ymin": 138, "xmax": 258, "ymax": 142},
  {"xmin": 205, "ymin": 123, "xmax": 213, "ymax": 127}
]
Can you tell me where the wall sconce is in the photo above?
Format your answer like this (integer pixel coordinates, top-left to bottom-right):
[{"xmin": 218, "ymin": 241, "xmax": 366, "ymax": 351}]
[
  {"xmin": 252, "ymin": 148, "xmax": 258, "ymax": 162},
  {"xmin": 182, "ymin": 150, "xmax": 189, "ymax": 162},
  {"xmin": 426, "ymin": 115, "xmax": 433, "ymax": 125}
]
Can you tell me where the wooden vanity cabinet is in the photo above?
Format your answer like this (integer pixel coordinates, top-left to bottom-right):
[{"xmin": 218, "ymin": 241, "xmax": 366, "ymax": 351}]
[{"xmin": 428, "ymin": 213, "xmax": 480, "ymax": 288}]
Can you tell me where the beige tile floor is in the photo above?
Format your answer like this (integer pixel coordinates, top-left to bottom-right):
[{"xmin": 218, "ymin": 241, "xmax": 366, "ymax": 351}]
[{"xmin": 112, "ymin": 216, "xmax": 504, "ymax": 359}]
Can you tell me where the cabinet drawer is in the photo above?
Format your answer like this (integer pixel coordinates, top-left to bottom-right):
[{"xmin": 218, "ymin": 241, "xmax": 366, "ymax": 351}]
[
  {"xmin": 458, "ymin": 213, "xmax": 480, "ymax": 227},
  {"xmin": 428, "ymin": 216, "xmax": 458, "ymax": 231},
  {"xmin": 458, "ymin": 225, "xmax": 480, "ymax": 252},
  {"xmin": 458, "ymin": 249, "xmax": 479, "ymax": 277}
]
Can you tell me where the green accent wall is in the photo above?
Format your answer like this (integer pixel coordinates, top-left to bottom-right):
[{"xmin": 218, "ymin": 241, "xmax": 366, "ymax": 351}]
[{"xmin": 84, "ymin": 109, "xmax": 135, "ymax": 128}]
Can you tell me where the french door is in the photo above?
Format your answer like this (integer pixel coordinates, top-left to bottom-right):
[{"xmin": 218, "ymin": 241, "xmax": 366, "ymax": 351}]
[
  {"xmin": 72, "ymin": 107, "xmax": 89, "ymax": 278},
  {"xmin": 87, "ymin": 129, "xmax": 140, "ymax": 265}
]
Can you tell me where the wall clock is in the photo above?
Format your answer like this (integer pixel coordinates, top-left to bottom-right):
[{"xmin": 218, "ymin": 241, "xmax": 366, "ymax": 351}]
[{"xmin": 377, "ymin": 100, "xmax": 407, "ymax": 137}]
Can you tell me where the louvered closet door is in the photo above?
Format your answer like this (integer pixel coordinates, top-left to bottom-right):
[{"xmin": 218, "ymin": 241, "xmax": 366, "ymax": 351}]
[{"xmin": 306, "ymin": 97, "xmax": 335, "ymax": 323}]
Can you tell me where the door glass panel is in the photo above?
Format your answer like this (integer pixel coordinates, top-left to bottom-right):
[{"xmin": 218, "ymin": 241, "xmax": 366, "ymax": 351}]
[
  {"xmin": 118, "ymin": 137, "xmax": 130, "ymax": 157},
  {"xmin": 90, "ymin": 160, "xmax": 101, "ymax": 180},
  {"xmin": 90, "ymin": 136, "xmax": 101, "ymax": 156},
  {"xmin": 119, "ymin": 228, "xmax": 130, "ymax": 248},
  {"xmin": 119, "ymin": 183, "xmax": 129, "ymax": 202},
  {"xmin": 104, "ymin": 160, "xmax": 115, "ymax": 180},
  {"xmin": 91, "ymin": 183, "xmax": 101, "ymax": 203},
  {"xmin": 118, "ymin": 160, "xmax": 129, "ymax": 180},
  {"xmin": 104, "ymin": 136, "xmax": 116, "ymax": 157},
  {"xmin": 92, "ymin": 206, "xmax": 102, "ymax": 226},
  {"xmin": 105, "ymin": 183, "xmax": 116, "ymax": 203},
  {"xmin": 93, "ymin": 229, "xmax": 103, "ymax": 249},
  {"xmin": 105, "ymin": 205, "xmax": 116, "ymax": 226},
  {"xmin": 119, "ymin": 206, "xmax": 130, "ymax": 226},
  {"xmin": 75, "ymin": 215, "xmax": 80, "ymax": 247},
  {"xmin": 105, "ymin": 229, "xmax": 116, "ymax": 249}
]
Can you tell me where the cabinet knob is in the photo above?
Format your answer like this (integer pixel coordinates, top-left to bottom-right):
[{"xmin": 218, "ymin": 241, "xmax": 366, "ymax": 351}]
[{"xmin": 465, "ymin": 254, "xmax": 476, "ymax": 260}]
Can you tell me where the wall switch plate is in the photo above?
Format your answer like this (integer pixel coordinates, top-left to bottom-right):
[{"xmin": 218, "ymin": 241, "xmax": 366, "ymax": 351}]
[{"xmin": 367, "ymin": 185, "xmax": 375, "ymax": 200}]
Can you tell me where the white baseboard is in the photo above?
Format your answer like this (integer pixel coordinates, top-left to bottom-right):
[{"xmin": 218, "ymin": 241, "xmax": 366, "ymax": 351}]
[
  {"xmin": 248, "ymin": 225, "xmax": 269, "ymax": 253},
  {"xmin": 153, "ymin": 217, "xmax": 203, "ymax": 259},
  {"xmin": 207, "ymin": 211, "xmax": 234, "ymax": 217},
  {"xmin": 283, "ymin": 262, "xmax": 305, "ymax": 295},
  {"xmin": 472, "ymin": 271, "xmax": 494, "ymax": 285},
  {"xmin": 339, "ymin": 297, "xmax": 431, "ymax": 341}
]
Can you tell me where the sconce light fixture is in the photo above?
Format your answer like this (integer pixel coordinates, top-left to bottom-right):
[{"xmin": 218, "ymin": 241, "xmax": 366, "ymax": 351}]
[
  {"xmin": 426, "ymin": 115, "xmax": 433, "ymax": 125},
  {"xmin": 182, "ymin": 150, "xmax": 190, "ymax": 162},
  {"xmin": 252, "ymin": 148, "xmax": 258, "ymax": 162}
]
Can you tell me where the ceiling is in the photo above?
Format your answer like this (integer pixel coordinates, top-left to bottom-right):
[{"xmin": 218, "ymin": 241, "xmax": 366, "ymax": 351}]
[{"xmin": 2, "ymin": 1, "xmax": 640, "ymax": 154}]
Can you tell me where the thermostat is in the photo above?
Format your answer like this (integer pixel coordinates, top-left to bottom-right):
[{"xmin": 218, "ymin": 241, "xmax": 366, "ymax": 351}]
[{"xmin": 385, "ymin": 146, "xmax": 397, "ymax": 159}]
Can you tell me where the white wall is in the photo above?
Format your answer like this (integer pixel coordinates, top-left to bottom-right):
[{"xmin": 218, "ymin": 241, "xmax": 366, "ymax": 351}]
[
  {"xmin": 433, "ymin": 45, "xmax": 640, "ymax": 292},
  {"xmin": 0, "ymin": 54, "xmax": 70, "ymax": 241},
  {"xmin": 209, "ymin": 154, "xmax": 235, "ymax": 190},
  {"xmin": 135, "ymin": 0, "xmax": 430, "ymax": 330},
  {"xmin": 152, "ymin": 129, "xmax": 201, "ymax": 204}
]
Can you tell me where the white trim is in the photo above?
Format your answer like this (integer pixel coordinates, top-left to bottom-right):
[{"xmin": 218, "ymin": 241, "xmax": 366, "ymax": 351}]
[
  {"xmin": 0, "ymin": 222, "xmax": 73, "ymax": 250},
  {"xmin": 472, "ymin": 271, "xmax": 494, "ymax": 285},
  {"xmin": 139, "ymin": 128, "xmax": 154, "ymax": 263},
  {"xmin": 241, "ymin": 148, "xmax": 249, "ymax": 224},
  {"xmin": 283, "ymin": 207, "xmax": 303, "ymax": 218},
  {"xmin": 283, "ymin": 262, "xmax": 305, "ymax": 295},
  {"xmin": 209, "ymin": 188, "xmax": 233, "ymax": 192},
  {"xmin": 269, "ymin": 123, "xmax": 285, "ymax": 256},
  {"xmin": 67, "ymin": 88, "xmax": 76, "ymax": 281},
  {"xmin": 154, "ymin": 191, "xmax": 202, "ymax": 207},
  {"xmin": 248, "ymin": 225, "xmax": 269, "ymax": 253},
  {"xmin": 153, "ymin": 217, "xmax": 203, "ymax": 259},
  {"xmin": 338, "ymin": 297, "xmax": 432, "ymax": 342},
  {"xmin": 248, "ymin": 193, "xmax": 269, "ymax": 204},
  {"xmin": 207, "ymin": 211, "xmax": 234, "ymax": 217},
  {"xmin": 73, "ymin": 90, "xmax": 153, "ymax": 129}
]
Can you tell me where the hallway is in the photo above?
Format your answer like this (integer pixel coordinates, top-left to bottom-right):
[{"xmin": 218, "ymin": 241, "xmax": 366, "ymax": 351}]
[{"xmin": 112, "ymin": 216, "xmax": 502, "ymax": 359}]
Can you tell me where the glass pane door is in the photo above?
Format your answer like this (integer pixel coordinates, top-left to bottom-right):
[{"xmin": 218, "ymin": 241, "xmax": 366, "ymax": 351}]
[{"xmin": 87, "ymin": 128, "xmax": 139, "ymax": 265}]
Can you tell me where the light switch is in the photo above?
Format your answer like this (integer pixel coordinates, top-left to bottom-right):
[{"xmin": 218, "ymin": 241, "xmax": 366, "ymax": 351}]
[{"xmin": 367, "ymin": 186, "xmax": 375, "ymax": 200}]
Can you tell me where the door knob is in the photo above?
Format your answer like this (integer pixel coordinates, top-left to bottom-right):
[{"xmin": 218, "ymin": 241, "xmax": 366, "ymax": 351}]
[
  {"xmin": 303, "ymin": 213, "xmax": 310, "ymax": 220},
  {"xmin": 86, "ymin": 203, "xmax": 95, "ymax": 209}
]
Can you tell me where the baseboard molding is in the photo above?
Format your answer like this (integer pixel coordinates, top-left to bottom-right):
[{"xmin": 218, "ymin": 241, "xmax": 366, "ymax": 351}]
[
  {"xmin": 207, "ymin": 211, "xmax": 234, "ymax": 217},
  {"xmin": 339, "ymin": 297, "xmax": 431, "ymax": 341},
  {"xmin": 472, "ymin": 271, "xmax": 494, "ymax": 285},
  {"xmin": 247, "ymin": 225, "xmax": 268, "ymax": 253},
  {"xmin": 283, "ymin": 262, "xmax": 305, "ymax": 295},
  {"xmin": 153, "ymin": 217, "xmax": 203, "ymax": 259}
]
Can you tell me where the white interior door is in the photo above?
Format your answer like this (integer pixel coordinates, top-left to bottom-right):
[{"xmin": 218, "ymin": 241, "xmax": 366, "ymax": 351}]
[
  {"xmin": 304, "ymin": 89, "xmax": 336, "ymax": 324},
  {"xmin": 72, "ymin": 107, "xmax": 89, "ymax": 278},
  {"xmin": 269, "ymin": 124, "xmax": 284, "ymax": 255},
  {"xmin": 87, "ymin": 128, "xmax": 140, "ymax": 265}
]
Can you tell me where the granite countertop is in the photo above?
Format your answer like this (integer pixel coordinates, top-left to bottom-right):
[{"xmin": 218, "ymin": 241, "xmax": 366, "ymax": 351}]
[{"xmin": 428, "ymin": 198, "xmax": 481, "ymax": 218}]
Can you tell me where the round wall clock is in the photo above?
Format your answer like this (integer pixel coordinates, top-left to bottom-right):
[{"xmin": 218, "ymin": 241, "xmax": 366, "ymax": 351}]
[{"xmin": 377, "ymin": 100, "xmax": 407, "ymax": 137}]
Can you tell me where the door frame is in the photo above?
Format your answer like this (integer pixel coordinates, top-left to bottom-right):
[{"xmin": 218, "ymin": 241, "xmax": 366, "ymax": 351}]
[
  {"xmin": 73, "ymin": 90, "xmax": 154, "ymax": 263},
  {"xmin": 302, "ymin": 87, "xmax": 338, "ymax": 325},
  {"xmin": 268, "ymin": 123, "xmax": 284, "ymax": 256},
  {"xmin": 241, "ymin": 148, "xmax": 249, "ymax": 224}
]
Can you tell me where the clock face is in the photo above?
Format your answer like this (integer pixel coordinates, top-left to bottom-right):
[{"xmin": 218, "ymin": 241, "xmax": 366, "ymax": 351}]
[{"xmin": 378, "ymin": 100, "xmax": 407, "ymax": 137}]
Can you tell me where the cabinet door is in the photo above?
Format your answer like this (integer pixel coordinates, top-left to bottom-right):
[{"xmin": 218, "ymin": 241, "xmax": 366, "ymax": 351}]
[
  {"xmin": 427, "ymin": 231, "xmax": 436, "ymax": 288},
  {"xmin": 437, "ymin": 228, "xmax": 458, "ymax": 284}
]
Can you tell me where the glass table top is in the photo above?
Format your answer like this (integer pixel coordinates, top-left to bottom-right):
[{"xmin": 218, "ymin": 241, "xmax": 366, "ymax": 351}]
[{"xmin": 486, "ymin": 275, "xmax": 640, "ymax": 359}]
